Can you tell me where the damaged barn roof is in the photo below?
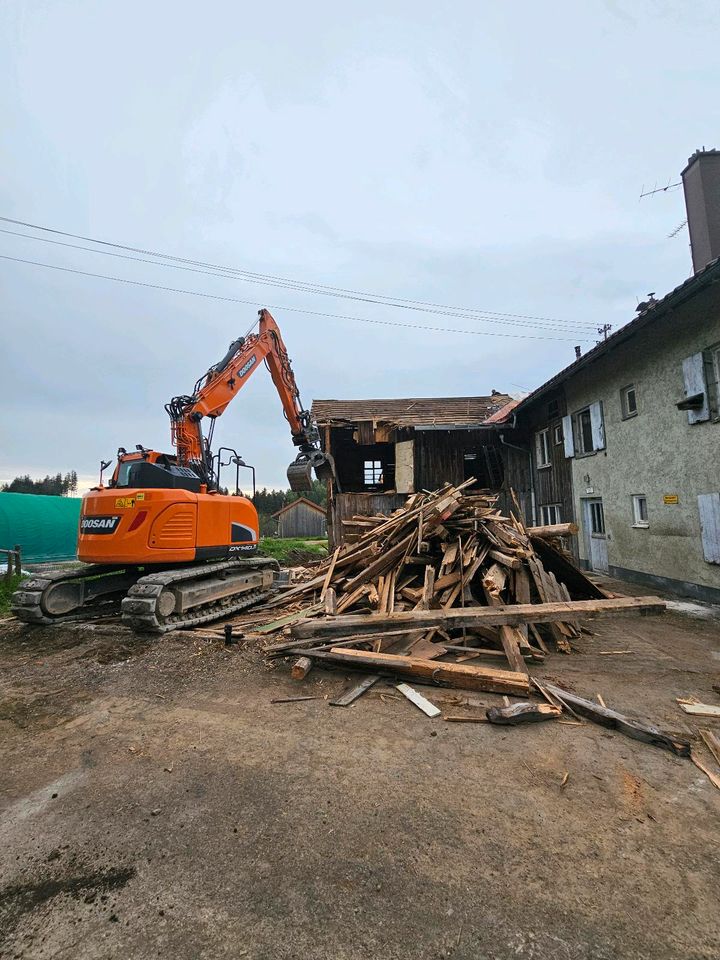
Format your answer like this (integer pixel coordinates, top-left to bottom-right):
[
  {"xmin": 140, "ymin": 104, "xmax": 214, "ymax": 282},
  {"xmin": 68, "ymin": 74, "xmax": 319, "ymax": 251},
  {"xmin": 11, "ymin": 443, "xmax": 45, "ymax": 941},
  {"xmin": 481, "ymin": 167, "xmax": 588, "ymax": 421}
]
[{"xmin": 311, "ymin": 393, "xmax": 514, "ymax": 428}]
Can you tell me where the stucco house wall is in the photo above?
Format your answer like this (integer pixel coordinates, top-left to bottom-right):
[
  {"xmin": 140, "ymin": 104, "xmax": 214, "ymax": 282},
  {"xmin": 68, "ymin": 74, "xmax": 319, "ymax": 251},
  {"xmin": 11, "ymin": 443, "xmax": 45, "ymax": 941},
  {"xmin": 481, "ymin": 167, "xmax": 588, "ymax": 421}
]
[{"xmin": 563, "ymin": 281, "xmax": 720, "ymax": 600}]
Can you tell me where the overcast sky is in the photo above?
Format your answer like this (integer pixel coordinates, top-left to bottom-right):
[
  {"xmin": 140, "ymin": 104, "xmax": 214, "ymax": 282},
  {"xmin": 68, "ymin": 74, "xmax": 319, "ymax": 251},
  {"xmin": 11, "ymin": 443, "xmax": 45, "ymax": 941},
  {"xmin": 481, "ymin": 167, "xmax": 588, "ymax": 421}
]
[{"xmin": 1, "ymin": 1, "xmax": 717, "ymax": 491}]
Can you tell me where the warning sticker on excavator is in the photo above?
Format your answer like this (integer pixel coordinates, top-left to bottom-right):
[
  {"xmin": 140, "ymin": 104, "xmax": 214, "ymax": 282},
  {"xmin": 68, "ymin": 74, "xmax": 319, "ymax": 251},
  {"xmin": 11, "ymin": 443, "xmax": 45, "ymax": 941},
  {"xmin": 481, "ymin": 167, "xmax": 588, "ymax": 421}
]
[
  {"xmin": 136, "ymin": 492, "xmax": 145, "ymax": 500},
  {"xmin": 115, "ymin": 497, "xmax": 135, "ymax": 509}
]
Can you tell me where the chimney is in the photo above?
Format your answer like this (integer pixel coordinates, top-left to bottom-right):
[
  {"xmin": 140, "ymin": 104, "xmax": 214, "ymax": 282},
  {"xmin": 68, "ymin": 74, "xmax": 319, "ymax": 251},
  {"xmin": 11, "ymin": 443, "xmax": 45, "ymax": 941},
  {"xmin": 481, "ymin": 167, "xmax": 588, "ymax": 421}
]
[
  {"xmin": 574, "ymin": 345, "xmax": 582, "ymax": 360},
  {"xmin": 681, "ymin": 148, "xmax": 720, "ymax": 273}
]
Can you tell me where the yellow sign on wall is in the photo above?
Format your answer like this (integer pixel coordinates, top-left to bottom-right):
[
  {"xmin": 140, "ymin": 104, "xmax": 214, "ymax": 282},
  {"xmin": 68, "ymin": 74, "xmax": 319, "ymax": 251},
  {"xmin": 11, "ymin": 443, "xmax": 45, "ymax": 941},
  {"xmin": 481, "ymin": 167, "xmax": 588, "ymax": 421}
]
[{"xmin": 663, "ymin": 494, "xmax": 679, "ymax": 505}]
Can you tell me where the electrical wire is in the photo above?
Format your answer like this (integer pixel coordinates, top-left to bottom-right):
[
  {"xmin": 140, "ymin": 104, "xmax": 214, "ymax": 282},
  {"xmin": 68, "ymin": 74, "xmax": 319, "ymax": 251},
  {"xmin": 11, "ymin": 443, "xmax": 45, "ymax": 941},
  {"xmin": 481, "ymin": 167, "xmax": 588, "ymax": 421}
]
[
  {"xmin": 0, "ymin": 214, "xmax": 597, "ymax": 332},
  {"xmin": 0, "ymin": 227, "xmax": 591, "ymax": 335},
  {"xmin": 0, "ymin": 253, "xmax": 595, "ymax": 342}
]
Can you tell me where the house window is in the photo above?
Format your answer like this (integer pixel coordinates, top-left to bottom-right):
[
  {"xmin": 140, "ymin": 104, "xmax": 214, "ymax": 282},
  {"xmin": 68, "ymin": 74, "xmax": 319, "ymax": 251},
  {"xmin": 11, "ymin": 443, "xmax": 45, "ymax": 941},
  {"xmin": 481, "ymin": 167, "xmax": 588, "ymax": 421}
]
[
  {"xmin": 632, "ymin": 494, "xmax": 649, "ymax": 528},
  {"xmin": 589, "ymin": 500, "xmax": 606, "ymax": 535},
  {"xmin": 540, "ymin": 503, "xmax": 562, "ymax": 525},
  {"xmin": 553, "ymin": 423, "xmax": 563, "ymax": 445},
  {"xmin": 564, "ymin": 402, "xmax": 605, "ymax": 459},
  {"xmin": 575, "ymin": 407, "xmax": 594, "ymax": 455},
  {"xmin": 621, "ymin": 384, "xmax": 638, "ymax": 419},
  {"xmin": 535, "ymin": 429, "xmax": 551, "ymax": 468},
  {"xmin": 363, "ymin": 460, "xmax": 383, "ymax": 486}
]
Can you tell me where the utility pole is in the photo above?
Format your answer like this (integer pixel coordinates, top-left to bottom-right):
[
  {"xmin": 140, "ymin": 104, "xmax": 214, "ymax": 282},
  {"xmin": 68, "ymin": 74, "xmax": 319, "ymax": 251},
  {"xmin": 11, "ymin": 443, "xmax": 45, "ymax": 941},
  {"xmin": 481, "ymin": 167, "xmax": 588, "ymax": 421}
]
[{"xmin": 597, "ymin": 324, "xmax": 612, "ymax": 341}]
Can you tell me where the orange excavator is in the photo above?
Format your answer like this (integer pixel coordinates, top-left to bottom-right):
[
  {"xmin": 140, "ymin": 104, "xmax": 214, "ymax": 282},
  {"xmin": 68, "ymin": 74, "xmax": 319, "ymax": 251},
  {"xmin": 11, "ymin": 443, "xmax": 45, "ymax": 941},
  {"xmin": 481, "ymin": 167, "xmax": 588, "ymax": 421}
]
[{"xmin": 12, "ymin": 309, "xmax": 335, "ymax": 632}]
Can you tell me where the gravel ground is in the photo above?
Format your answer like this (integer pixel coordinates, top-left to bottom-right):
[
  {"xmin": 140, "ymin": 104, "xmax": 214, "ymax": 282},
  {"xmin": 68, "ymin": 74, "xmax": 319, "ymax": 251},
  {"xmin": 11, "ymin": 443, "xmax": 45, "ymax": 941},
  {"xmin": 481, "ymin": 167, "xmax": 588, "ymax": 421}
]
[{"xmin": 1, "ymin": 583, "xmax": 719, "ymax": 959}]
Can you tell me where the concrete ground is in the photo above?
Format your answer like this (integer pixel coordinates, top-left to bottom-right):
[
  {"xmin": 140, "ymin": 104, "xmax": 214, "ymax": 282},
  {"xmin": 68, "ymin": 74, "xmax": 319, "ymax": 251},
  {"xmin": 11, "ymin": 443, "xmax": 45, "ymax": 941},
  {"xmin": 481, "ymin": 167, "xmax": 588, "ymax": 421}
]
[{"xmin": 1, "ymin": 581, "xmax": 720, "ymax": 960}]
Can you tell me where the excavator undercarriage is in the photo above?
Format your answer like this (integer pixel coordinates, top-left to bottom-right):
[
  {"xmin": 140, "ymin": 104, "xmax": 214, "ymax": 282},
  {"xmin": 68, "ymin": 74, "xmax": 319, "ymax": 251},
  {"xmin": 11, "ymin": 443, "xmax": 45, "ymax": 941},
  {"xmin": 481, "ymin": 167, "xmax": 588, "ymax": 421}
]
[{"xmin": 13, "ymin": 557, "xmax": 279, "ymax": 632}]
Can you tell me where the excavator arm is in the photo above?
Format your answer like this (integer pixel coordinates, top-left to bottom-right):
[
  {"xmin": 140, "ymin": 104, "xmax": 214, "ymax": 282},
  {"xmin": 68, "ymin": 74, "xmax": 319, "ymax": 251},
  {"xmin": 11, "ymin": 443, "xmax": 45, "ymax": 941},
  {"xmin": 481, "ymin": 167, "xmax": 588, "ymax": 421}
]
[{"xmin": 165, "ymin": 309, "xmax": 334, "ymax": 492}]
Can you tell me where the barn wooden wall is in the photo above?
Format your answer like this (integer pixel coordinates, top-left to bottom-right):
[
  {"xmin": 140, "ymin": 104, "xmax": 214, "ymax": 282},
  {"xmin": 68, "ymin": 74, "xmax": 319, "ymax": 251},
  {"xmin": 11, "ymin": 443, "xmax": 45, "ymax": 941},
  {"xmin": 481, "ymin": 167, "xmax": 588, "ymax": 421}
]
[
  {"xmin": 277, "ymin": 502, "xmax": 327, "ymax": 538},
  {"xmin": 413, "ymin": 429, "xmax": 504, "ymax": 490}
]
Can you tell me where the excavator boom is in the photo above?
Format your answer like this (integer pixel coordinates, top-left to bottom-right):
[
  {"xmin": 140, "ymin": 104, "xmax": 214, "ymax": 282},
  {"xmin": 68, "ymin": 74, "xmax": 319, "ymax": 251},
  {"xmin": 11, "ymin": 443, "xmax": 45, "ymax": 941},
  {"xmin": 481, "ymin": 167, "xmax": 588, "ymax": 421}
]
[{"xmin": 166, "ymin": 309, "xmax": 334, "ymax": 491}]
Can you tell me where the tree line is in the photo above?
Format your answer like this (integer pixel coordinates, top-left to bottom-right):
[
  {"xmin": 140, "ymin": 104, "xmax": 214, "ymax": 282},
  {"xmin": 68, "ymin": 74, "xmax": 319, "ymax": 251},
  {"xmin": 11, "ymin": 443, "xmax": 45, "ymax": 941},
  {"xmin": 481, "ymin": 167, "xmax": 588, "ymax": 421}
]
[{"xmin": 2, "ymin": 471, "xmax": 79, "ymax": 496}]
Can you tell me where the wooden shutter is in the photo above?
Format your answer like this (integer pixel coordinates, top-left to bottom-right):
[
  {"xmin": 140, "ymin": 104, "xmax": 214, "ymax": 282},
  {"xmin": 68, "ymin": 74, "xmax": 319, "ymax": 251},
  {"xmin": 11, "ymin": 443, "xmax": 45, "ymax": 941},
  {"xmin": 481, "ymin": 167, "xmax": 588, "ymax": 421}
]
[
  {"xmin": 698, "ymin": 493, "xmax": 720, "ymax": 564},
  {"xmin": 589, "ymin": 401, "xmax": 605, "ymax": 450},
  {"xmin": 682, "ymin": 353, "xmax": 710, "ymax": 423},
  {"xmin": 562, "ymin": 414, "xmax": 574, "ymax": 458}
]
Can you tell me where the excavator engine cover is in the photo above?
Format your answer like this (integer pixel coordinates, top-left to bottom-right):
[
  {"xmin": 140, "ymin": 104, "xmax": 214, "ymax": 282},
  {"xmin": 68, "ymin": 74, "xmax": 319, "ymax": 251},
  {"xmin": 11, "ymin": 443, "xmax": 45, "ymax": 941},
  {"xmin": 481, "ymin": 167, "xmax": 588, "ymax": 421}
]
[{"xmin": 287, "ymin": 450, "xmax": 336, "ymax": 492}]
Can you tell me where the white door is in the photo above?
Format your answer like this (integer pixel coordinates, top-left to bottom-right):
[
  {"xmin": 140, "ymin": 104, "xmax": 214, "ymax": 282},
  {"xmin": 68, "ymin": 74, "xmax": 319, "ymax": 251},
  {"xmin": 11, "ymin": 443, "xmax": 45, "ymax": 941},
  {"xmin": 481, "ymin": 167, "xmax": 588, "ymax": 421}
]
[{"xmin": 583, "ymin": 498, "xmax": 608, "ymax": 573}]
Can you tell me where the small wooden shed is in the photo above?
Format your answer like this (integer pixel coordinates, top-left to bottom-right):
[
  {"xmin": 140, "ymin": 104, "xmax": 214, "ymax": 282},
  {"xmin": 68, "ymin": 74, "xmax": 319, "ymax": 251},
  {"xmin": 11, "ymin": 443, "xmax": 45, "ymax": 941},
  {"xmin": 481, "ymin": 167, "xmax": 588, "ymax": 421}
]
[{"xmin": 273, "ymin": 498, "xmax": 327, "ymax": 539}]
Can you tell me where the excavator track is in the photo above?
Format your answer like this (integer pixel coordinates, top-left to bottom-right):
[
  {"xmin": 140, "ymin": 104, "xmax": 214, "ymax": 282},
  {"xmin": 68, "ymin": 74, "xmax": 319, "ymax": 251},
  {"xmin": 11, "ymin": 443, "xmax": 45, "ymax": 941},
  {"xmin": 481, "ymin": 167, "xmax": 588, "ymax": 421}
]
[
  {"xmin": 11, "ymin": 564, "xmax": 140, "ymax": 626},
  {"xmin": 120, "ymin": 558, "xmax": 279, "ymax": 633}
]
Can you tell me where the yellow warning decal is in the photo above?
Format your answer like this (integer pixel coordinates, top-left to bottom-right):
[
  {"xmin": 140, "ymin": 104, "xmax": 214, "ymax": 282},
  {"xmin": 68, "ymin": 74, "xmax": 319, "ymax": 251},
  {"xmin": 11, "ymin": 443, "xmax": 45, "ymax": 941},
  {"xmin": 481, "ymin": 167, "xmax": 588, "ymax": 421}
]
[
  {"xmin": 136, "ymin": 492, "xmax": 145, "ymax": 501},
  {"xmin": 115, "ymin": 497, "xmax": 135, "ymax": 509}
]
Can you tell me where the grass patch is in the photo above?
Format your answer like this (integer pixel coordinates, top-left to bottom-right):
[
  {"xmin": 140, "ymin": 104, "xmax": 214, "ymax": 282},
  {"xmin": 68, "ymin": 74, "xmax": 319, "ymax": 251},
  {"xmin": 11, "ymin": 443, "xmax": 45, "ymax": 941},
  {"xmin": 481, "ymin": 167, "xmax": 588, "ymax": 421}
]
[
  {"xmin": 258, "ymin": 538, "xmax": 328, "ymax": 566},
  {"xmin": 0, "ymin": 573, "xmax": 24, "ymax": 615}
]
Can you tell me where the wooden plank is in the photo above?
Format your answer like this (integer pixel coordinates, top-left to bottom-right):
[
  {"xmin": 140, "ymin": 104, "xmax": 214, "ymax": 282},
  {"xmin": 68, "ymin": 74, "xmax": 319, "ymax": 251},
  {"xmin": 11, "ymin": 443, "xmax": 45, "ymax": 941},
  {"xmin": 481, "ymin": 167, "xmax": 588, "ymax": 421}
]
[
  {"xmin": 542, "ymin": 682, "xmax": 690, "ymax": 756},
  {"xmin": 419, "ymin": 566, "xmax": 436, "ymax": 609},
  {"xmin": 396, "ymin": 683, "xmax": 441, "ymax": 718},
  {"xmin": 678, "ymin": 702, "xmax": 720, "ymax": 717},
  {"xmin": 319, "ymin": 648, "xmax": 530, "ymax": 695},
  {"xmin": 486, "ymin": 702, "xmax": 562, "ymax": 725},
  {"xmin": 691, "ymin": 751, "xmax": 720, "ymax": 791},
  {"xmin": 700, "ymin": 731, "xmax": 720, "ymax": 766},
  {"xmin": 324, "ymin": 587, "xmax": 337, "ymax": 616},
  {"xmin": 321, "ymin": 547, "xmax": 340, "ymax": 599},
  {"xmin": 527, "ymin": 522, "xmax": 578, "ymax": 539},
  {"xmin": 499, "ymin": 625, "xmax": 528, "ymax": 674},
  {"xmin": 488, "ymin": 550, "xmax": 521, "ymax": 570},
  {"xmin": 249, "ymin": 604, "xmax": 324, "ymax": 635},
  {"xmin": 341, "ymin": 533, "xmax": 415, "ymax": 593},
  {"xmin": 291, "ymin": 597, "xmax": 666, "ymax": 640},
  {"xmin": 329, "ymin": 674, "xmax": 380, "ymax": 706}
]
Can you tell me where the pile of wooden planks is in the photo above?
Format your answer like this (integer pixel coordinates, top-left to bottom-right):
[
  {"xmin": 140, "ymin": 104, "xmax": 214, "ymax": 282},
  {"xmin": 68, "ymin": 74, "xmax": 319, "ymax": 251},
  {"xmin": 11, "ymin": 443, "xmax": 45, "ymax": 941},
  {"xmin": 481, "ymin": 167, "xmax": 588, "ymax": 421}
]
[{"xmin": 199, "ymin": 481, "xmax": 665, "ymax": 692}]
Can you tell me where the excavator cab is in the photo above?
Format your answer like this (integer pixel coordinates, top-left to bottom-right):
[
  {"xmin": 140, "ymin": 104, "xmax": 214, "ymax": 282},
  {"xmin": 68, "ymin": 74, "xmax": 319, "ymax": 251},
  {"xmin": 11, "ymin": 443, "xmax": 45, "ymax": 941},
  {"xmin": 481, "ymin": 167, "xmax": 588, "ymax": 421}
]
[{"xmin": 287, "ymin": 449, "xmax": 336, "ymax": 492}]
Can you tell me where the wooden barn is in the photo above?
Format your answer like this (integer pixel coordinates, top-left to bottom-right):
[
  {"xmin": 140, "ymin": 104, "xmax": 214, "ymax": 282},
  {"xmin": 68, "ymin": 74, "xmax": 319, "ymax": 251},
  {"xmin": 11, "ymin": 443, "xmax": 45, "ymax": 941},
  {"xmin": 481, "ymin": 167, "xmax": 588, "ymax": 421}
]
[
  {"xmin": 273, "ymin": 497, "xmax": 327, "ymax": 539},
  {"xmin": 311, "ymin": 394, "xmax": 515, "ymax": 547}
]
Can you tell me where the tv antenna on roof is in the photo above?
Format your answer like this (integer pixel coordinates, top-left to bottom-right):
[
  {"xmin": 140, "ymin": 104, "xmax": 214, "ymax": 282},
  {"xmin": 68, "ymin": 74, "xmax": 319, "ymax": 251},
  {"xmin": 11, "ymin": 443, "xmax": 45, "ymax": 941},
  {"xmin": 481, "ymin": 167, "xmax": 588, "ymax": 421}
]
[
  {"xmin": 667, "ymin": 218, "xmax": 688, "ymax": 239},
  {"xmin": 639, "ymin": 178, "xmax": 681, "ymax": 200}
]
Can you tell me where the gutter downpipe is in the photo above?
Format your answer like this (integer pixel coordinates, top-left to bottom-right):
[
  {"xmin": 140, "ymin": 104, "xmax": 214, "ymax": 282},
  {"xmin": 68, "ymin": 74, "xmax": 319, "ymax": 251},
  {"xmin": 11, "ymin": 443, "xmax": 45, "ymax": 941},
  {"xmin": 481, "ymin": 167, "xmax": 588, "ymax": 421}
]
[{"xmin": 499, "ymin": 416, "xmax": 537, "ymax": 526}]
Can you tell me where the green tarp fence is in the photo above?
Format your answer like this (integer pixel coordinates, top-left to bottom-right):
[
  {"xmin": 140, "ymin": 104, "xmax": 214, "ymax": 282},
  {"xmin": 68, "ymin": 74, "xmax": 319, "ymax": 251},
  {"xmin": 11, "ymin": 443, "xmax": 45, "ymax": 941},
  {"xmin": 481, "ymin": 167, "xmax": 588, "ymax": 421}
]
[{"xmin": 0, "ymin": 492, "xmax": 81, "ymax": 563}]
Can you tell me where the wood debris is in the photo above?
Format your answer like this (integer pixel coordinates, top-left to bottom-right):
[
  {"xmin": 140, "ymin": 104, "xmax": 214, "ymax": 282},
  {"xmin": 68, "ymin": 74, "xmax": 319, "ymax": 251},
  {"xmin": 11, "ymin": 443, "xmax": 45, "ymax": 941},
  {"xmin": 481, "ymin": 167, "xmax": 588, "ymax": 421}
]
[
  {"xmin": 542, "ymin": 682, "xmax": 691, "ymax": 756},
  {"xmin": 192, "ymin": 482, "xmax": 667, "ymax": 708}
]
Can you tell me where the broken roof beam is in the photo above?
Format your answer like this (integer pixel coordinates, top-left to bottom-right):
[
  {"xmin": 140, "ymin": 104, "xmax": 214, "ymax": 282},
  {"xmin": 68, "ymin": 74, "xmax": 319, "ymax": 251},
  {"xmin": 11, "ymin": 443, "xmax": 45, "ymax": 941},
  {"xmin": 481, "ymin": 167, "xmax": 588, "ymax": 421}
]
[{"xmin": 291, "ymin": 596, "xmax": 666, "ymax": 640}]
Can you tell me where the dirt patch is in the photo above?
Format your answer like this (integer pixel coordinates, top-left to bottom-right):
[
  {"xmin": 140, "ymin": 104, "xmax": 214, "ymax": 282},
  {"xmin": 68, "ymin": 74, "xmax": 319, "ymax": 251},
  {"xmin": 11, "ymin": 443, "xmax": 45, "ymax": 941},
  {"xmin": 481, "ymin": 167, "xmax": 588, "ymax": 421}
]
[
  {"xmin": 0, "ymin": 603, "xmax": 719, "ymax": 959},
  {"xmin": 0, "ymin": 863, "xmax": 136, "ymax": 941}
]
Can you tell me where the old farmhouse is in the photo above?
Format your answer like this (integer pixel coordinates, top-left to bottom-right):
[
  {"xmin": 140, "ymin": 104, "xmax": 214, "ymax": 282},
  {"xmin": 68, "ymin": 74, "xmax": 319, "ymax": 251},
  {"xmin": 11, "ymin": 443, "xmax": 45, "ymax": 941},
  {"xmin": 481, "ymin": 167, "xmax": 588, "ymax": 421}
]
[
  {"xmin": 497, "ymin": 148, "xmax": 720, "ymax": 601},
  {"xmin": 311, "ymin": 394, "xmax": 515, "ymax": 547}
]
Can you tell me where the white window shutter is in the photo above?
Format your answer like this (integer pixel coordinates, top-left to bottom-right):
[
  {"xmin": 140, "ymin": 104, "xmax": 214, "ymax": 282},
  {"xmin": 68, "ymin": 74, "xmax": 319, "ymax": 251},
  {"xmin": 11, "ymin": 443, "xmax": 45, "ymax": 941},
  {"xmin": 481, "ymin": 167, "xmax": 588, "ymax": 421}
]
[
  {"xmin": 562, "ymin": 415, "xmax": 574, "ymax": 458},
  {"xmin": 698, "ymin": 493, "xmax": 720, "ymax": 564},
  {"xmin": 682, "ymin": 353, "xmax": 710, "ymax": 423},
  {"xmin": 589, "ymin": 401, "xmax": 605, "ymax": 450}
]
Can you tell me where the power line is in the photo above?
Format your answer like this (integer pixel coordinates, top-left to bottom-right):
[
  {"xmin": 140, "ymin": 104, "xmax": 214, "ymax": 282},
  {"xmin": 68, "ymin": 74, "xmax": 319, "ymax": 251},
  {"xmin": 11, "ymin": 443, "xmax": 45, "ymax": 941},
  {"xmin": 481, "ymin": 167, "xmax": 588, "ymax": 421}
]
[
  {"xmin": 0, "ymin": 214, "xmax": 597, "ymax": 332},
  {"xmin": 0, "ymin": 227, "xmax": 593, "ymax": 336},
  {"xmin": 0, "ymin": 253, "xmax": 595, "ymax": 342}
]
